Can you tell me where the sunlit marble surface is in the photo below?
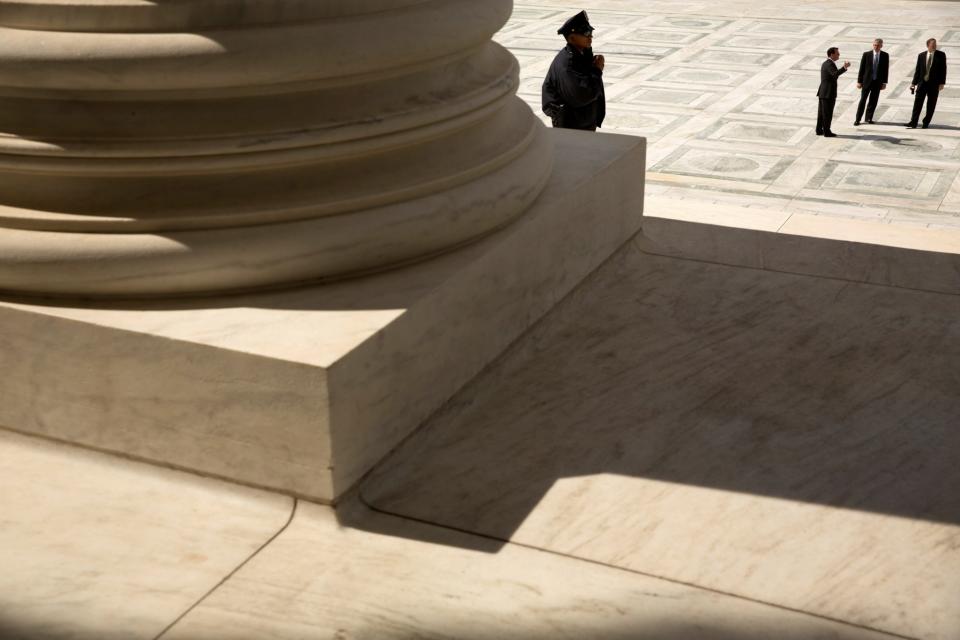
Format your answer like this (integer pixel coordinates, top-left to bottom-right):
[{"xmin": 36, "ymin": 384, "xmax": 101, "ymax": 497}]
[
  {"xmin": 166, "ymin": 499, "xmax": 895, "ymax": 640},
  {"xmin": 501, "ymin": 1, "xmax": 960, "ymax": 230},
  {"xmin": 640, "ymin": 198, "xmax": 960, "ymax": 295},
  {"xmin": 0, "ymin": 431, "xmax": 895, "ymax": 640},
  {"xmin": 0, "ymin": 130, "xmax": 645, "ymax": 502},
  {"xmin": 0, "ymin": 431, "xmax": 293, "ymax": 640},
  {"xmin": 362, "ymin": 242, "xmax": 960, "ymax": 640}
]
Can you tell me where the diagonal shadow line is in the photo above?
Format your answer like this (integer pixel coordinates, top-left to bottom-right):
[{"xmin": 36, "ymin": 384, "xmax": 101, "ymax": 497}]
[
  {"xmin": 355, "ymin": 495, "xmax": 919, "ymax": 640},
  {"xmin": 351, "ymin": 240, "xmax": 960, "ymax": 547}
]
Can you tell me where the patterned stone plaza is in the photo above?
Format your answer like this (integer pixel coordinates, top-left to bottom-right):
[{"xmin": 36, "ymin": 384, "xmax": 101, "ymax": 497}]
[{"xmin": 500, "ymin": 0, "xmax": 960, "ymax": 228}]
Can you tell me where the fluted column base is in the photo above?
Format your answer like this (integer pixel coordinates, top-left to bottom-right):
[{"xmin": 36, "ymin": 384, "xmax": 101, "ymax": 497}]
[
  {"xmin": 0, "ymin": 0, "xmax": 552, "ymax": 298},
  {"xmin": 0, "ymin": 119, "xmax": 552, "ymax": 298}
]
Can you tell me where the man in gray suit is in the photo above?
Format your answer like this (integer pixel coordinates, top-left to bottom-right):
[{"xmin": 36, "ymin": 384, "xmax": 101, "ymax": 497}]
[
  {"xmin": 854, "ymin": 38, "xmax": 889, "ymax": 125},
  {"xmin": 817, "ymin": 47, "xmax": 851, "ymax": 137}
]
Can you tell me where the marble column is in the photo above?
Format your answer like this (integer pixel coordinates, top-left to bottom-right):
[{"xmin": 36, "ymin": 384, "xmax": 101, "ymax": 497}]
[{"xmin": 0, "ymin": 0, "xmax": 552, "ymax": 297}]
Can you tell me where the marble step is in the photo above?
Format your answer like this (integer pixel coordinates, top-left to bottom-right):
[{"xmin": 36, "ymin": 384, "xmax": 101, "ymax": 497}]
[
  {"xmin": 361, "ymin": 241, "xmax": 960, "ymax": 640},
  {"xmin": 643, "ymin": 195, "xmax": 960, "ymax": 295},
  {"xmin": 0, "ymin": 430, "xmax": 292, "ymax": 640},
  {"xmin": 0, "ymin": 129, "xmax": 645, "ymax": 503},
  {"xmin": 0, "ymin": 430, "xmax": 898, "ymax": 640}
]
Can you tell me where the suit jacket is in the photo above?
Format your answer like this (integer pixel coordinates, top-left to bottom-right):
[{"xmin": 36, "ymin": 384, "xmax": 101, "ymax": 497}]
[
  {"xmin": 817, "ymin": 58, "xmax": 847, "ymax": 99},
  {"xmin": 912, "ymin": 50, "xmax": 947, "ymax": 85},
  {"xmin": 857, "ymin": 50, "xmax": 889, "ymax": 85}
]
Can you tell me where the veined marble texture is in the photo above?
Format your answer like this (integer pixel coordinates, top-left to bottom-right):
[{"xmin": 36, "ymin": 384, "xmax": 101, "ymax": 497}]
[
  {"xmin": 503, "ymin": 1, "xmax": 960, "ymax": 228},
  {"xmin": 166, "ymin": 500, "xmax": 897, "ymax": 640},
  {"xmin": 0, "ymin": 131, "xmax": 645, "ymax": 502},
  {"xmin": 653, "ymin": 146, "xmax": 796, "ymax": 183},
  {"xmin": 0, "ymin": 430, "xmax": 896, "ymax": 640},
  {"xmin": 0, "ymin": 431, "xmax": 292, "ymax": 640},
  {"xmin": 362, "ymin": 242, "xmax": 960, "ymax": 640},
  {"xmin": 698, "ymin": 119, "xmax": 811, "ymax": 147},
  {"xmin": 639, "ymin": 198, "xmax": 960, "ymax": 296}
]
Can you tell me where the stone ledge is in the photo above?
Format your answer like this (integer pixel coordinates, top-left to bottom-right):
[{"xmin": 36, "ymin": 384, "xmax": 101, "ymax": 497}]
[
  {"xmin": 0, "ymin": 129, "xmax": 646, "ymax": 502},
  {"xmin": 642, "ymin": 197, "xmax": 960, "ymax": 296}
]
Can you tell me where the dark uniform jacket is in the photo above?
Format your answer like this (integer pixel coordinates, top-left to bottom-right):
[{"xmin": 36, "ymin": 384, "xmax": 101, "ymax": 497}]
[
  {"xmin": 817, "ymin": 58, "xmax": 847, "ymax": 100},
  {"xmin": 542, "ymin": 44, "xmax": 606, "ymax": 130},
  {"xmin": 912, "ymin": 50, "xmax": 948, "ymax": 86},
  {"xmin": 857, "ymin": 50, "xmax": 889, "ymax": 85}
]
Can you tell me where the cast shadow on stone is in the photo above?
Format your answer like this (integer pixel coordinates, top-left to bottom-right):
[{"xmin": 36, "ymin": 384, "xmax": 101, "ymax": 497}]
[
  {"xmin": 852, "ymin": 134, "xmax": 944, "ymax": 149},
  {"xmin": 341, "ymin": 246, "xmax": 960, "ymax": 552},
  {"xmin": 854, "ymin": 134, "xmax": 908, "ymax": 144},
  {"xmin": 871, "ymin": 121, "xmax": 960, "ymax": 131},
  {"xmin": 344, "ymin": 620, "xmax": 881, "ymax": 640},
  {"xmin": 0, "ymin": 233, "xmax": 490, "ymax": 312},
  {"xmin": 0, "ymin": 612, "xmax": 880, "ymax": 640},
  {"xmin": 0, "ymin": 619, "xmax": 134, "ymax": 640}
]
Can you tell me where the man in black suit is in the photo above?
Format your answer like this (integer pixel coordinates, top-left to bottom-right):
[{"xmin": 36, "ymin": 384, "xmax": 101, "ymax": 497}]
[
  {"xmin": 854, "ymin": 38, "xmax": 889, "ymax": 125},
  {"xmin": 908, "ymin": 38, "xmax": 948, "ymax": 128},
  {"xmin": 817, "ymin": 47, "xmax": 851, "ymax": 137}
]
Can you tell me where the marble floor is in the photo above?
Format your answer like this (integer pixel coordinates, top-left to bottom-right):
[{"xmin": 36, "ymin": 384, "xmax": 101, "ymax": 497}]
[
  {"xmin": 0, "ymin": 430, "xmax": 898, "ymax": 640},
  {"xmin": 500, "ymin": 0, "xmax": 960, "ymax": 230},
  {"xmin": 4, "ymin": 3, "xmax": 960, "ymax": 639},
  {"xmin": 5, "ymin": 234, "xmax": 959, "ymax": 639},
  {"xmin": 361, "ymin": 241, "xmax": 960, "ymax": 640}
]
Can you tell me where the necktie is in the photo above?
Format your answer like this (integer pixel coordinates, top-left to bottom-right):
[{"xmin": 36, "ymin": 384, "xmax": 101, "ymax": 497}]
[
  {"xmin": 925, "ymin": 53, "xmax": 932, "ymax": 81},
  {"xmin": 873, "ymin": 53, "xmax": 878, "ymax": 80}
]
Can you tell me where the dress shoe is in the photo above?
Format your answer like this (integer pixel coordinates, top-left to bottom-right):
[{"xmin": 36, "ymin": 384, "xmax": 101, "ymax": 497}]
[
  {"xmin": 866, "ymin": 119, "xmax": 875, "ymax": 124},
  {"xmin": 853, "ymin": 121, "xmax": 861, "ymax": 126},
  {"xmin": 823, "ymin": 132, "xmax": 837, "ymax": 137},
  {"xmin": 906, "ymin": 122, "xmax": 918, "ymax": 128},
  {"xmin": 816, "ymin": 130, "xmax": 823, "ymax": 135},
  {"xmin": 922, "ymin": 123, "xmax": 929, "ymax": 129}
]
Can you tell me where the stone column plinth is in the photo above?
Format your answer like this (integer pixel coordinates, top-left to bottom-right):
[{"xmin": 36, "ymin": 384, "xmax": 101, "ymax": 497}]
[
  {"xmin": 0, "ymin": 0, "xmax": 647, "ymax": 501},
  {"xmin": 0, "ymin": 0, "xmax": 552, "ymax": 297}
]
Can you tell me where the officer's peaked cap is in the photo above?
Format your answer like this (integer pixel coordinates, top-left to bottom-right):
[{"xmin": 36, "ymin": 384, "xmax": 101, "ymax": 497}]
[{"xmin": 558, "ymin": 10, "xmax": 593, "ymax": 36}]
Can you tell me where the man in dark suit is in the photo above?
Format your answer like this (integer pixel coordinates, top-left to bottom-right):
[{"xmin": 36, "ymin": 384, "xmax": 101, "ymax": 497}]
[
  {"xmin": 855, "ymin": 38, "xmax": 889, "ymax": 125},
  {"xmin": 908, "ymin": 38, "xmax": 948, "ymax": 128},
  {"xmin": 817, "ymin": 47, "xmax": 851, "ymax": 137}
]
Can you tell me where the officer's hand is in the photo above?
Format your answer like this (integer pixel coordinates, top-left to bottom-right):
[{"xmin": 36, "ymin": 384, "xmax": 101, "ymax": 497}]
[
  {"xmin": 593, "ymin": 54, "xmax": 605, "ymax": 71},
  {"xmin": 940, "ymin": 84, "xmax": 946, "ymax": 91},
  {"xmin": 843, "ymin": 61, "xmax": 851, "ymax": 69},
  {"xmin": 857, "ymin": 83, "xmax": 862, "ymax": 89},
  {"xmin": 880, "ymin": 83, "xmax": 886, "ymax": 90}
]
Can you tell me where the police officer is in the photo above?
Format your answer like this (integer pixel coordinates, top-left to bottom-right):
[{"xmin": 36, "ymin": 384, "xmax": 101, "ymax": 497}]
[{"xmin": 541, "ymin": 10, "xmax": 606, "ymax": 131}]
